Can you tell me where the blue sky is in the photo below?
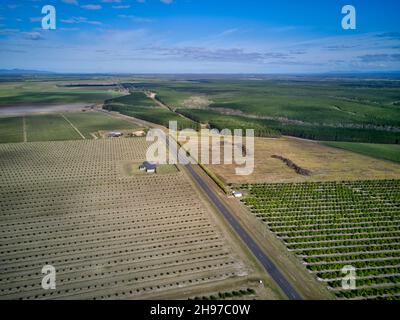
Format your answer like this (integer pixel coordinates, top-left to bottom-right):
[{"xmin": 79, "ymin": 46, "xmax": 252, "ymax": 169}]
[{"xmin": 0, "ymin": 0, "xmax": 399, "ymax": 73}]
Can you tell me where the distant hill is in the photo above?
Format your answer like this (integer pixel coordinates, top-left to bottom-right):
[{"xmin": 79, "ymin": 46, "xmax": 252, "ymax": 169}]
[{"xmin": 0, "ymin": 69, "xmax": 56, "ymax": 75}]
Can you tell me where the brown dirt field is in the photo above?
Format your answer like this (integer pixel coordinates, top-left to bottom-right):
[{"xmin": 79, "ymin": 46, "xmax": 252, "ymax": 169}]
[
  {"xmin": 0, "ymin": 138, "xmax": 281, "ymax": 300},
  {"xmin": 206, "ymin": 136, "xmax": 400, "ymax": 185}
]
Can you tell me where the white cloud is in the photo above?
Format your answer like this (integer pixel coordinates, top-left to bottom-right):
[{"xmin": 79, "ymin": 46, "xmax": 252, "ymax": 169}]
[
  {"xmin": 62, "ymin": 0, "xmax": 79, "ymax": 5},
  {"xmin": 30, "ymin": 17, "xmax": 42, "ymax": 23},
  {"xmin": 61, "ymin": 17, "xmax": 87, "ymax": 24},
  {"xmin": 22, "ymin": 32, "xmax": 44, "ymax": 41},
  {"xmin": 81, "ymin": 4, "xmax": 102, "ymax": 10},
  {"xmin": 0, "ymin": 28, "xmax": 19, "ymax": 35},
  {"xmin": 218, "ymin": 28, "xmax": 239, "ymax": 37},
  {"xmin": 118, "ymin": 15, "xmax": 153, "ymax": 23},
  {"xmin": 59, "ymin": 27, "xmax": 80, "ymax": 31},
  {"xmin": 61, "ymin": 16, "xmax": 102, "ymax": 25},
  {"xmin": 113, "ymin": 5, "xmax": 130, "ymax": 9}
]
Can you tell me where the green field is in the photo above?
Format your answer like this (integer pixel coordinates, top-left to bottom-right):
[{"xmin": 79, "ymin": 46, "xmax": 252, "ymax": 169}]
[
  {"xmin": 105, "ymin": 91, "xmax": 199, "ymax": 130},
  {"xmin": 0, "ymin": 111, "xmax": 139, "ymax": 143},
  {"xmin": 121, "ymin": 77, "xmax": 400, "ymax": 143},
  {"xmin": 178, "ymin": 108, "xmax": 399, "ymax": 143},
  {"xmin": 0, "ymin": 117, "xmax": 23, "ymax": 143},
  {"xmin": 323, "ymin": 142, "xmax": 400, "ymax": 163},
  {"xmin": 0, "ymin": 79, "xmax": 124, "ymax": 105},
  {"xmin": 1, "ymin": 76, "xmax": 400, "ymax": 143},
  {"xmin": 150, "ymin": 79, "xmax": 400, "ymax": 127},
  {"xmin": 109, "ymin": 91, "xmax": 157, "ymax": 107},
  {"xmin": 156, "ymin": 164, "xmax": 179, "ymax": 174},
  {"xmin": 26, "ymin": 114, "xmax": 82, "ymax": 142},
  {"xmin": 241, "ymin": 180, "xmax": 400, "ymax": 300},
  {"xmin": 62, "ymin": 112, "xmax": 138, "ymax": 139}
]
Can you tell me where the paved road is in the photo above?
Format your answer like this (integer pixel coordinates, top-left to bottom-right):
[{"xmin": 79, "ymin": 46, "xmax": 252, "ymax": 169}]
[{"xmin": 185, "ymin": 164, "xmax": 303, "ymax": 300}]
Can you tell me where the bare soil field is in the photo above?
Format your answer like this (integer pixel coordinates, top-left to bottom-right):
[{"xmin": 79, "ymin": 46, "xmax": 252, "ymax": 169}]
[
  {"xmin": 182, "ymin": 96, "xmax": 213, "ymax": 109},
  {"xmin": 206, "ymin": 137, "xmax": 400, "ymax": 185},
  {"xmin": 0, "ymin": 138, "xmax": 278, "ymax": 300}
]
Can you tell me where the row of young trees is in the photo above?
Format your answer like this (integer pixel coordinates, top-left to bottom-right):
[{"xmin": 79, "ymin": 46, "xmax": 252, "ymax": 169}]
[{"xmin": 241, "ymin": 180, "xmax": 400, "ymax": 299}]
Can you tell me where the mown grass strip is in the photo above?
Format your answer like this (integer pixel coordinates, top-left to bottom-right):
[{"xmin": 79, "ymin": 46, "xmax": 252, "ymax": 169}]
[{"xmin": 323, "ymin": 141, "xmax": 400, "ymax": 163}]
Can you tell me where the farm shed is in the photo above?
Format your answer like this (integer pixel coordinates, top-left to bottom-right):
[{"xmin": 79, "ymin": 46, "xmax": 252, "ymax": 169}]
[
  {"xmin": 108, "ymin": 131, "xmax": 123, "ymax": 138},
  {"xmin": 232, "ymin": 191, "xmax": 243, "ymax": 198}
]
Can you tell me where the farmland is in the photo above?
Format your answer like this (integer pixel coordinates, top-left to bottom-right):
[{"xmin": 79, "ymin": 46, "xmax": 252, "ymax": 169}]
[
  {"xmin": 25, "ymin": 114, "xmax": 82, "ymax": 142},
  {"xmin": 122, "ymin": 77, "xmax": 400, "ymax": 143},
  {"xmin": 58, "ymin": 112, "xmax": 140, "ymax": 139},
  {"xmin": 105, "ymin": 91, "xmax": 199, "ymax": 130},
  {"xmin": 205, "ymin": 137, "xmax": 400, "ymax": 185},
  {"xmin": 323, "ymin": 142, "xmax": 400, "ymax": 163},
  {"xmin": 0, "ymin": 117, "xmax": 23, "ymax": 143},
  {"xmin": 178, "ymin": 108, "xmax": 400, "ymax": 143},
  {"xmin": 0, "ymin": 138, "xmax": 276, "ymax": 300},
  {"xmin": 1, "ymin": 75, "xmax": 399, "ymax": 301},
  {"xmin": 0, "ymin": 78, "xmax": 125, "ymax": 106},
  {"xmin": 2, "ymin": 76, "xmax": 400, "ymax": 143},
  {"xmin": 240, "ymin": 180, "xmax": 400, "ymax": 300},
  {"xmin": 108, "ymin": 91, "xmax": 158, "ymax": 107},
  {"xmin": 0, "ymin": 111, "xmax": 140, "ymax": 143}
]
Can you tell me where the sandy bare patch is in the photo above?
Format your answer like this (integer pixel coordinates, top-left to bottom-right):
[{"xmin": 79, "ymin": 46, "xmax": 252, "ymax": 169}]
[
  {"xmin": 0, "ymin": 103, "xmax": 91, "ymax": 116},
  {"xmin": 182, "ymin": 95, "xmax": 213, "ymax": 109}
]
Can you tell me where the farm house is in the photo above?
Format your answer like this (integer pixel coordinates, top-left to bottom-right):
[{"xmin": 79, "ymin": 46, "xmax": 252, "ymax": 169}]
[{"xmin": 139, "ymin": 161, "xmax": 157, "ymax": 173}]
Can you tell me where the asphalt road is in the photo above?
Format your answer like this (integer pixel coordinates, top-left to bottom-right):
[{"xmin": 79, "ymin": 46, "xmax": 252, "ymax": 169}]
[{"xmin": 185, "ymin": 164, "xmax": 303, "ymax": 300}]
